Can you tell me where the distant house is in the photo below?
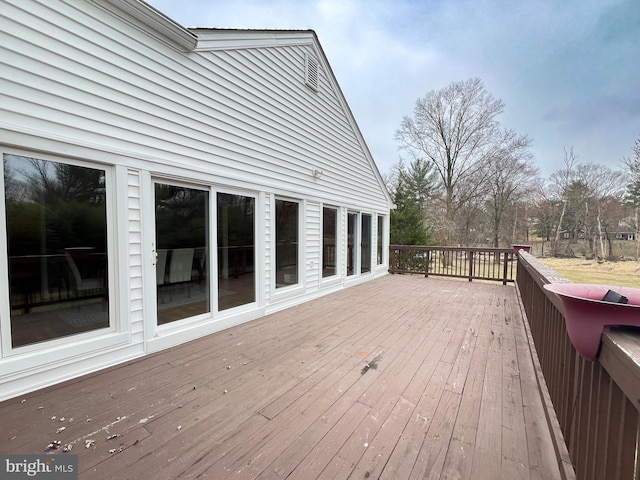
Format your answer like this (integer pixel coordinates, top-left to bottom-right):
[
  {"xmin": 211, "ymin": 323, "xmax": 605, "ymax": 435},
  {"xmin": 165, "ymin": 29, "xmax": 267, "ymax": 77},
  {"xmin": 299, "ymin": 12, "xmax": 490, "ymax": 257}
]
[
  {"xmin": 559, "ymin": 230, "xmax": 575, "ymax": 240},
  {"xmin": 615, "ymin": 232, "xmax": 636, "ymax": 241},
  {"xmin": 0, "ymin": 0, "xmax": 392, "ymax": 400}
]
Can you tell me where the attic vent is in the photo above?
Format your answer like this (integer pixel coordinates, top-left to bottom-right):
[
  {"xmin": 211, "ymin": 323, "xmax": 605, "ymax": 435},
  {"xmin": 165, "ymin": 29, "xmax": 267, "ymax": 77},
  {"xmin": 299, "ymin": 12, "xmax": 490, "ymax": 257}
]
[{"xmin": 305, "ymin": 53, "xmax": 319, "ymax": 92}]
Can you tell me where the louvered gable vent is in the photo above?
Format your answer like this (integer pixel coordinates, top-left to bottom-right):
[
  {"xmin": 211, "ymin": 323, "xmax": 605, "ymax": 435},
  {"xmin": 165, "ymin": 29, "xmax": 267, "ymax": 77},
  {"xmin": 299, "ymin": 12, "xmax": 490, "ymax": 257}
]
[{"xmin": 305, "ymin": 53, "xmax": 319, "ymax": 92}]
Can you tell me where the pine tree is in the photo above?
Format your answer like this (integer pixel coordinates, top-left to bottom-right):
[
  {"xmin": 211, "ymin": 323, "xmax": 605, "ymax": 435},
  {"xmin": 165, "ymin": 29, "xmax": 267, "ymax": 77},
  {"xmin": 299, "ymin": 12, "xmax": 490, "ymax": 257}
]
[{"xmin": 390, "ymin": 180, "xmax": 431, "ymax": 245}]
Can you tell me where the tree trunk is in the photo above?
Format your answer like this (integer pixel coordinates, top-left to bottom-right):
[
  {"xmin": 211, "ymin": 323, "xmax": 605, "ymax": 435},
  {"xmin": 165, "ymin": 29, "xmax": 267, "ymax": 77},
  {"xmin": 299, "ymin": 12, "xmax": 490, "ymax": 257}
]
[
  {"xmin": 596, "ymin": 205, "xmax": 606, "ymax": 259},
  {"xmin": 554, "ymin": 200, "xmax": 567, "ymax": 256},
  {"xmin": 635, "ymin": 205, "xmax": 640, "ymax": 262},
  {"xmin": 512, "ymin": 205, "xmax": 518, "ymax": 245}
]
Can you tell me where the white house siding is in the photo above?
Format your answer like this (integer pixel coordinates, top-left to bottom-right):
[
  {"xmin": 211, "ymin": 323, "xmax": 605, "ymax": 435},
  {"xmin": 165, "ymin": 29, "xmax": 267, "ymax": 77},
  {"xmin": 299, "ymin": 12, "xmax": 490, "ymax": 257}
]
[
  {"xmin": 0, "ymin": 0, "xmax": 391, "ymax": 400},
  {"xmin": 305, "ymin": 202, "xmax": 321, "ymax": 291},
  {"xmin": 264, "ymin": 193, "xmax": 273, "ymax": 302},
  {"xmin": 126, "ymin": 169, "xmax": 145, "ymax": 345}
]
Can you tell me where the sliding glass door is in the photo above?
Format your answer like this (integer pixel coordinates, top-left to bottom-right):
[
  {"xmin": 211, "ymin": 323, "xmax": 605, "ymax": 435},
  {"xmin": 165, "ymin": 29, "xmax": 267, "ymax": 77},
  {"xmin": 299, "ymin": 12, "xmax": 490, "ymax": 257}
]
[
  {"xmin": 154, "ymin": 183, "xmax": 209, "ymax": 325},
  {"xmin": 217, "ymin": 193, "xmax": 255, "ymax": 310}
]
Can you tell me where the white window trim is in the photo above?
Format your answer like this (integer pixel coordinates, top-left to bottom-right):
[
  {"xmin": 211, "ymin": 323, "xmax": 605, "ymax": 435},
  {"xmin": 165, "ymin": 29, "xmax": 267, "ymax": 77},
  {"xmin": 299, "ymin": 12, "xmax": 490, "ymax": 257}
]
[
  {"xmin": 0, "ymin": 148, "xmax": 123, "ymax": 359},
  {"xmin": 147, "ymin": 177, "xmax": 213, "ymax": 340},
  {"xmin": 320, "ymin": 204, "xmax": 342, "ymax": 288},
  {"xmin": 360, "ymin": 212, "xmax": 374, "ymax": 276},
  {"xmin": 213, "ymin": 187, "xmax": 260, "ymax": 316},
  {"xmin": 270, "ymin": 196, "xmax": 305, "ymax": 302}
]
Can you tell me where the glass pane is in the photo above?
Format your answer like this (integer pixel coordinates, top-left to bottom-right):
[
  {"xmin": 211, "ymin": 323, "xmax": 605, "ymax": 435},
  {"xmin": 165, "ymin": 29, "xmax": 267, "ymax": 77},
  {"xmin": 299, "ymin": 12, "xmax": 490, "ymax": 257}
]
[
  {"xmin": 155, "ymin": 183, "xmax": 209, "ymax": 325},
  {"xmin": 275, "ymin": 199, "xmax": 298, "ymax": 288},
  {"xmin": 347, "ymin": 213, "xmax": 357, "ymax": 276},
  {"xmin": 322, "ymin": 207, "xmax": 337, "ymax": 278},
  {"xmin": 361, "ymin": 214, "xmax": 372, "ymax": 273},
  {"xmin": 4, "ymin": 154, "xmax": 109, "ymax": 348},
  {"xmin": 377, "ymin": 215, "xmax": 384, "ymax": 265},
  {"xmin": 217, "ymin": 193, "xmax": 255, "ymax": 310}
]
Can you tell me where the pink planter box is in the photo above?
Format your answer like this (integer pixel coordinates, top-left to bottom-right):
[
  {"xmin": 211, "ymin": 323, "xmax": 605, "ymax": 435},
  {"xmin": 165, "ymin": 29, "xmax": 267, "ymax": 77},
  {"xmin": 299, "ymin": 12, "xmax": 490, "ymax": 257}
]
[{"xmin": 543, "ymin": 283, "xmax": 640, "ymax": 360}]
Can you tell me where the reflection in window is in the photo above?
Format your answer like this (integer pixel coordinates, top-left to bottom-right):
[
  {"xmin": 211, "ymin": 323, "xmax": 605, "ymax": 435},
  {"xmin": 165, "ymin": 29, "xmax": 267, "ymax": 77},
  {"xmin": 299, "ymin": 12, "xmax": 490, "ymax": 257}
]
[
  {"xmin": 4, "ymin": 154, "xmax": 109, "ymax": 347},
  {"xmin": 155, "ymin": 183, "xmax": 209, "ymax": 325},
  {"xmin": 322, "ymin": 207, "xmax": 337, "ymax": 278},
  {"xmin": 361, "ymin": 214, "xmax": 372, "ymax": 274},
  {"xmin": 218, "ymin": 193, "xmax": 255, "ymax": 310},
  {"xmin": 347, "ymin": 212, "xmax": 357, "ymax": 276},
  {"xmin": 377, "ymin": 215, "xmax": 384, "ymax": 265},
  {"xmin": 275, "ymin": 199, "xmax": 298, "ymax": 288}
]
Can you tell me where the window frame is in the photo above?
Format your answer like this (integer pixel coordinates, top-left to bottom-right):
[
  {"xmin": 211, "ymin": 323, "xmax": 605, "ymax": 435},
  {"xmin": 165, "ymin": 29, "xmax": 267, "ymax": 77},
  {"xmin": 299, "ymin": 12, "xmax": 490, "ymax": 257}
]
[
  {"xmin": 272, "ymin": 196, "xmax": 304, "ymax": 297},
  {"xmin": 214, "ymin": 188, "xmax": 259, "ymax": 315},
  {"xmin": 0, "ymin": 148, "xmax": 120, "ymax": 357},
  {"xmin": 321, "ymin": 205, "xmax": 339, "ymax": 280},
  {"xmin": 377, "ymin": 214, "xmax": 386, "ymax": 266}
]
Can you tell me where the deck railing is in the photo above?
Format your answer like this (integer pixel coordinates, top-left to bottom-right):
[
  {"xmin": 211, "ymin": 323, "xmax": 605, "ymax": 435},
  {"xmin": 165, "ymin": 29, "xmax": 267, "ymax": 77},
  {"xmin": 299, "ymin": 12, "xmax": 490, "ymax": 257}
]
[
  {"xmin": 516, "ymin": 251, "xmax": 640, "ymax": 480},
  {"xmin": 389, "ymin": 245, "xmax": 516, "ymax": 284}
]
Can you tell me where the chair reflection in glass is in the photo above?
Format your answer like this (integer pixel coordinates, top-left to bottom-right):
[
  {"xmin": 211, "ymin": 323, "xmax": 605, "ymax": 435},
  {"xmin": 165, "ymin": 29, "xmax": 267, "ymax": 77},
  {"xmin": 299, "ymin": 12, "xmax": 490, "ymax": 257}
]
[
  {"xmin": 64, "ymin": 252, "xmax": 104, "ymax": 298},
  {"xmin": 167, "ymin": 248, "xmax": 195, "ymax": 300}
]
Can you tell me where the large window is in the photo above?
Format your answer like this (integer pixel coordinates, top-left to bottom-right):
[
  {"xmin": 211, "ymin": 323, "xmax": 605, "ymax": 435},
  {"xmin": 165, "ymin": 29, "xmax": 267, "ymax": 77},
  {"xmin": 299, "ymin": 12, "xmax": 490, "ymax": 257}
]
[
  {"xmin": 4, "ymin": 154, "xmax": 109, "ymax": 347},
  {"xmin": 361, "ymin": 214, "xmax": 372, "ymax": 274},
  {"xmin": 347, "ymin": 212, "xmax": 357, "ymax": 276},
  {"xmin": 322, "ymin": 207, "xmax": 337, "ymax": 278},
  {"xmin": 377, "ymin": 215, "xmax": 384, "ymax": 265},
  {"xmin": 275, "ymin": 199, "xmax": 299, "ymax": 288},
  {"xmin": 217, "ymin": 193, "xmax": 255, "ymax": 310},
  {"xmin": 155, "ymin": 183, "xmax": 209, "ymax": 325}
]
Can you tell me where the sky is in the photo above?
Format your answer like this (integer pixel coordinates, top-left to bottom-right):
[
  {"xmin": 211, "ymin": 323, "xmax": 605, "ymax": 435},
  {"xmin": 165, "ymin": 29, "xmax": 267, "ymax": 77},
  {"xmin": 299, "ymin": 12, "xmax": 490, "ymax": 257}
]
[{"xmin": 147, "ymin": 0, "xmax": 640, "ymax": 179}]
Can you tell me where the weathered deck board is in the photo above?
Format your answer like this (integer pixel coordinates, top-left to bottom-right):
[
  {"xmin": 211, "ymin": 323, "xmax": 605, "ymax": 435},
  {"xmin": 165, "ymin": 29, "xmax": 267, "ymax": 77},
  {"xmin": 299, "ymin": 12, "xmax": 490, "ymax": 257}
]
[{"xmin": 0, "ymin": 275, "xmax": 568, "ymax": 479}]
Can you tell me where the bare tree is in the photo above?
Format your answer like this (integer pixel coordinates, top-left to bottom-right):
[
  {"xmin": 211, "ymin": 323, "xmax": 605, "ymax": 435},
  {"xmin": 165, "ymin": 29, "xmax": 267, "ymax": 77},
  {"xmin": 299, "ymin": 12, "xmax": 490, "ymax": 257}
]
[
  {"xmin": 484, "ymin": 134, "xmax": 537, "ymax": 247},
  {"xmin": 548, "ymin": 147, "xmax": 578, "ymax": 255},
  {"xmin": 395, "ymin": 78, "xmax": 509, "ymax": 243},
  {"xmin": 622, "ymin": 135, "xmax": 640, "ymax": 260},
  {"xmin": 574, "ymin": 163, "xmax": 624, "ymax": 258},
  {"xmin": 531, "ymin": 187, "xmax": 561, "ymax": 255}
]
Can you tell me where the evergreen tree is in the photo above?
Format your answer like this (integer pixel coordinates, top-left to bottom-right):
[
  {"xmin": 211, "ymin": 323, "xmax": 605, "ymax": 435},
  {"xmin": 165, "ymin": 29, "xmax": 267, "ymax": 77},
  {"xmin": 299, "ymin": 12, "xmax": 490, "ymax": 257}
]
[{"xmin": 390, "ymin": 180, "xmax": 432, "ymax": 245}]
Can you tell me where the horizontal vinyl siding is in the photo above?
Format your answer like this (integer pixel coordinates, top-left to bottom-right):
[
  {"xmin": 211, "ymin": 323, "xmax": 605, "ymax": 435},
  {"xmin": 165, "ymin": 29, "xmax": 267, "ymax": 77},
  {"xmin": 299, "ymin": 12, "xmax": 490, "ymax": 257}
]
[
  {"xmin": 127, "ymin": 170, "xmax": 144, "ymax": 343},
  {"xmin": 221, "ymin": 47, "xmax": 378, "ymax": 189},
  {"xmin": 0, "ymin": 0, "xmax": 389, "ymax": 213},
  {"xmin": 264, "ymin": 194, "xmax": 273, "ymax": 300},
  {"xmin": 305, "ymin": 202, "xmax": 321, "ymax": 290}
]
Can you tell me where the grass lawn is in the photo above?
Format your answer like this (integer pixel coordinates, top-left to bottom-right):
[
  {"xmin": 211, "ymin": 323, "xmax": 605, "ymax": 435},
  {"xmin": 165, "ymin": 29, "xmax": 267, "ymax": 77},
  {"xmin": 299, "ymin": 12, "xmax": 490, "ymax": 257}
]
[{"xmin": 538, "ymin": 257, "xmax": 640, "ymax": 288}]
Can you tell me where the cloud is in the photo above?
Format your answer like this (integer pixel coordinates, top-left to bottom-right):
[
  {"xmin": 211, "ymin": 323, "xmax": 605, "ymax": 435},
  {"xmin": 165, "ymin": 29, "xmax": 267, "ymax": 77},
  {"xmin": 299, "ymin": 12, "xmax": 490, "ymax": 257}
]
[{"xmin": 148, "ymin": 0, "xmax": 640, "ymax": 177}]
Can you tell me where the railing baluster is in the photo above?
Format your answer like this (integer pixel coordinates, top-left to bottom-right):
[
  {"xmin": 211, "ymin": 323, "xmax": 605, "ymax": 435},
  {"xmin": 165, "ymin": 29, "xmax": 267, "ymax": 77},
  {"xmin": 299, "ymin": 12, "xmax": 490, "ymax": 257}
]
[
  {"xmin": 516, "ymin": 251, "xmax": 640, "ymax": 480},
  {"xmin": 502, "ymin": 252, "xmax": 509, "ymax": 285},
  {"xmin": 425, "ymin": 249, "xmax": 430, "ymax": 278},
  {"xmin": 388, "ymin": 245, "xmax": 516, "ymax": 284}
]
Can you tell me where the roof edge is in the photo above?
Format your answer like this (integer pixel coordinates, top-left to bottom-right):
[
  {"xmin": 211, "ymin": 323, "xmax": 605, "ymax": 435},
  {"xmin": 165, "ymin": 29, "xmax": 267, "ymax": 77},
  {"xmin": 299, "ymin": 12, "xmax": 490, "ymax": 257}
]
[
  {"xmin": 95, "ymin": 0, "xmax": 198, "ymax": 51},
  {"xmin": 190, "ymin": 28, "xmax": 317, "ymax": 51}
]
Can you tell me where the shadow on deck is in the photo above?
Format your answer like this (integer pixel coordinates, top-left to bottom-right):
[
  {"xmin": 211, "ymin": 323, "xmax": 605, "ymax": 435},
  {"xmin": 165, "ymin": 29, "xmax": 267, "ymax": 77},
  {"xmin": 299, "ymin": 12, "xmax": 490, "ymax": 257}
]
[{"xmin": 0, "ymin": 275, "xmax": 571, "ymax": 479}]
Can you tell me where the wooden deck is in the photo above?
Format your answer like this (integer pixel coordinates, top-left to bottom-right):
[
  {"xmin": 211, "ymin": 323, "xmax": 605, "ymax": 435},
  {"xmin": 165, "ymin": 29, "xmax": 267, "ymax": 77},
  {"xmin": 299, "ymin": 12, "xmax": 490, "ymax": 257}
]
[{"xmin": 0, "ymin": 275, "xmax": 566, "ymax": 479}]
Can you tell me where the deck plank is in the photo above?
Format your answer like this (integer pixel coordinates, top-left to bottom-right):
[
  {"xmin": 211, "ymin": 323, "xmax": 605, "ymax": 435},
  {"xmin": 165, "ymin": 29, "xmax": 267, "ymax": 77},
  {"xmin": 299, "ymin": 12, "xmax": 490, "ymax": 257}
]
[
  {"xmin": 0, "ymin": 275, "xmax": 568, "ymax": 480},
  {"xmin": 376, "ymin": 339, "xmax": 455, "ymax": 480}
]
